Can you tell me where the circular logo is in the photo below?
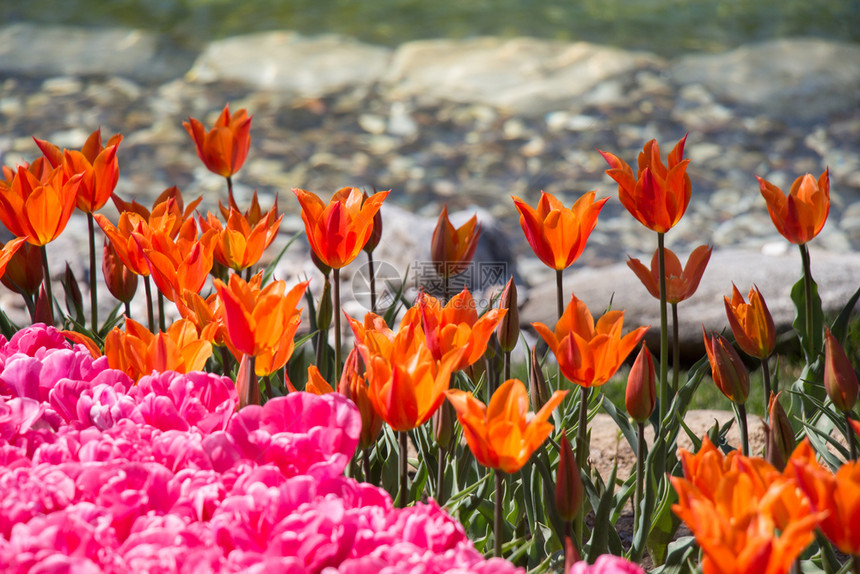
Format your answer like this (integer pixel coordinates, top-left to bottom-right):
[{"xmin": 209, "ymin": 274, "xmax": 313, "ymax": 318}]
[{"xmin": 350, "ymin": 260, "xmax": 402, "ymax": 312}]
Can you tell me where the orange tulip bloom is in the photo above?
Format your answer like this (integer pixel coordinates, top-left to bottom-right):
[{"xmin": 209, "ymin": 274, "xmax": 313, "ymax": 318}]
[
  {"xmin": 757, "ymin": 169, "xmax": 829, "ymax": 245},
  {"xmin": 113, "ymin": 186, "xmax": 202, "ymax": 238},
  {"xmin": 431, "ymin": 205, "xmax": 481, "ymax": 278},
  {"xmin": 95, "ymin": 211, "xmax": 154, "ymax": 277},
  {"xmin": 301, "ymin": 365, "xmax": 336, "ymax": 395},
  {"xmin": 446, "ymin": 378, "xmax": 567, "ymax": 473},
  {"xmin": 724, "ymin": 284, "xmax": 776, "ymax": 360},
  {"xmin": 339, "ymin": 348, "xmax": 384, "ymax": 449},
  {"xmin": 219, "ymin": 189, "xmax": 266, "ymax": 226},
  {"xmin": 512, "ymin": 190, "xmax": 608, "ymax": 271},
  {"xmin": 533, "ymin": 293, "xmax": 648, "ymax": 388},
  {"xmin": 174, "ymin": 288, "xmax": 225, "ymax": 345},
  {"xmin": 418, "ymin": 288, "xmax": 506, "ymax": 371},
  {"xmin": 34, "ymin": 128, "xmax": 122, "ymax": 213},
  {"xmin": 351, "ymin": 311, "xmax": 463, "ymax": 431},
  {"xmin": 102, "ymin": 237, "xmax": 138, "ymax": 305},
  {"xmin": 0, "ymin": 165, "xmax": 82, "ymax": 245},
  {"xmin": 627, "ymin": 245, "xmax": 711, "ymax": 304},
  {"xmin": 293, "ymin": 186, "xmax": 389, "ymax": 270},
  {"xmin": 183, "ymin": 104, "xmax": 252, "ymax": 178},
  {"xmin": 143, "ymin": 219, "xmax": 217, "ymax": 302},
  {"xmin": 104, "ymin": 317, "xmax": 213, "ymax": 381},
  {"xmin": 599, "ymin": 135, "xmax": 692, "ymax": 233},
  {"xmin": 214, "ymin": 272, "xmax": 309, "ymax": 377},
  {"xmin": 199, "ymin": 201, "xmax": 282, "ymax": 272},
  {"xmin": 703, "ymin": 329, "xmax": 750, "ymax": 404}
]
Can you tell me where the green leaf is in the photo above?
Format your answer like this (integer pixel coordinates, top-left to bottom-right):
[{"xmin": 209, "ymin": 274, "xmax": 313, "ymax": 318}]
[
  {"xmin": 649, "ymin": 536, "xmax": 698, "ymax": 574},
  {"xmin": 585, "ymin": 463, "xmax": 616, "ymax": 562},
  {"xmin": 0, "ymin": 307, "xmax": 20, "ymax": 339},
  {"xmin": 261, "ymin": 229, "xmax": 303, "ymax": 286},
  {"xmin": 600, "ymin": 393, "xmax": 638, "ymax": 455},
  {"xmin": 790, "ymin": 274, "xmax": 824, "ymax": 362},
  {"xmin": 829, "ymin": 282, "xmax": 860, "ymax": 344},
  {"xmin": 645, "ymin": 479, "xmax": 680, "ymax": 566}
]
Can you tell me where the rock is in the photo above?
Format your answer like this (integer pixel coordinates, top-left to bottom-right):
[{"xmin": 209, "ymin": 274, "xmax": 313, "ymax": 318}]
[
  {"xmin": 188, "ymin": 31, "xmax": 391, "ymax": 97},
  {"xmin": 669, "ymin": 39, "xmax": 860, "ymax": 120},
  {"xmin": 520, "ymin": 248, "xmax": 860, "ymax": 360},
  {"xmin": 382, "ymin": 37, "xmax": 665, "ymax": 115},
  {"xmin": 0, "ymin": 24, "xmax": 194, "ymax": 82}
]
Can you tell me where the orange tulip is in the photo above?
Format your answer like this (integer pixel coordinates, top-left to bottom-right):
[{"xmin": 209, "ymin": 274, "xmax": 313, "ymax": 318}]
[
  {"xmin": 0, "ymin": 237, "xmax": 29, "ymax": 288},
  {"xmin": 823, "ymin": 327, "xmax": 859, "ymax": 413},
  {"xmin": 351, "ymin": 311, "xmax": 463, "ymax": 431},
  {"xmin": 418, "ymin": 288, "xmax": 506, "ymax": 371},
  {"xmin": 174, "ymin": 288, "xmax": 225, "ymax": 345},
  {"xmin": 599, "ymin": 135, "xmax": 692, "ymax": 233},
  {"xmin": 446, "ymin": 378, "xmax": 567, "ymax": 473},
  {"xmin": 627, "ymin": 245, "xmax": 711, "ymax": 304},
  {"xmin": 102, "ymin": 238, "xmax": 138, "ymax": 304},
  {"xmin": 0, "ymin": 165, "xmax": 82, "ymax": 245},
  {"xmin": 303, "ymin": 365, "xmax": 336, "ymax": 395},
  {"xmin": 724, "ymin": 284, "xmax": 776, "ymax": 360},
  {"xmin": 294, "ymin": 187, "xmax": 388, "ymax": 270},
  {"xmin": 430, "ymin": 205, "xmax": 481, "ymax": 278},
  {"xmin": 104, "ymin": 317, "xmax": 212, "ymax": 381},
  {"xmin": 143, "ymin": 219, "xmax": 217, "ymax": 302},
  {"xmin": 214, "ymin": 272, "xmax": 309, "ymax": 377},
  {"xmin": 703, "ymin": 329, "xmax": 750, "ymax": 404},
  {"xmin": 113, "ymin": 186, "xmax": 202, "ymax": 237},
  {"xmin": 533, "ymin": 293, "xmax": 648, "ymax": 388},
  {"xmin": 199, "ymin": 201, "xmax": 282, "ymax": 272},
  {"xmin": 512, "ymin": 190, "xmax": 608, "ymax": 271},
  {"xmin": 757, "ymin": 170, "xmax": 829, "ymax": 245},
  {"xmin": 34, "ymin": 128, "xmax": 122, "ymax": 213},
  {"xmin": 339, "ymin": 348, "xmax": 384, "ymax": 450},
  {"xmin": 183, "ymin": 104, "xmax": 252, "ymax": 178},
  {"xmin": 625, "ymin": 343, "xmax": 656, "ymax": 423},
  {"xmin": 95, "ymin": 211, "xmax": 154, "ymax": 277}
]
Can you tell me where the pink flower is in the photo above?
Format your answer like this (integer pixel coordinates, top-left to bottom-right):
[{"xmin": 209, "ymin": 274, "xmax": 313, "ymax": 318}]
[{"xmin": 568, "ymin": 555, "xmax": 645, "ymax": 574}]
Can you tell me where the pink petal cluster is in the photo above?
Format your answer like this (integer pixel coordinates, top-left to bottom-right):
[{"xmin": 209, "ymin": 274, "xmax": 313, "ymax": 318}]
[
  {"xmin": 568, "ymin": 555, "xmax": 645, "ymax": 574},
  {"xmin": 0, "ymin": 324, "xmax": 522, "ymax": 573}
]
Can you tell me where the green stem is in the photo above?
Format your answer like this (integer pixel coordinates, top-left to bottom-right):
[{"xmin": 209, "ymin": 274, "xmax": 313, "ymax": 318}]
[
  {"xmin": 363, "ymin": 447, "xmax": 373, "ymax": 485},
  {"xmin": 671, "ymin": 302, "xmax": 680, "ymax": 393},
  {"xmin": 852, "ymin": 554, "xmax": 860, "ymax": 574},
  {"xmin": 738, "ymin": 402, "xmax": 749, "ymax": 456},
  {"xmin": 123, "ymin": 300, "xmax": 131, "ymax": 319},
  {"xmin": 158, "ymin": 291, "xmax": 166, "ymax": 332},
  {"xmin": 399, "ymin": 430, "xmax": 409, "ymax": 508},
  {"xmin": 504, "ymin": 349, "xmax": 511, "ymax": 382},
  {"xmin": 657, "ymin": 233, "xmax": 669, "ymax": 425},
  {"xmin": 226, "ymin": 175, "xmax": 235, "ymax": 208},
  {"xmin": 799, "ymin": 243, "xmax": 815, "ymax": 359},
  {"xmin": 87, "ymin": 212, "xmax": 98, "ymax": 331},
  {"xmin": 367, "ymin": 251, "xmax": 377, "ymax": 313},
  {"xmin": 762, "ymin": 358, "xmax": 773, "ymax": 418},
  {"xmin": 494, "ymin": 468, "xmax": 504, "ymax": 558},
  {"xmin": 847, "ymin": 412, "xmax": 858, "ymax": 461},
  {"xmin": 39, "ymin": 245, "xmax": 54, "ymax": 326},
  {"xmin": 220, "ymin": 346, "xmax": 232, "ymax": 377},
  {"xmin": 333, "ymin": 268, "xmax": 342, "ymax": 377},
  {"xmin": 143, "ymin": 275, "xmax": 155, "ymax": 332},
  {"xmin": 634, "ymin": 421, "xmax": 646, "ymax": 530},
  {"xmin": 263, "ymin": 374, "xmax": 273, "ymax": 403},
  {"xmin": 575, "ymin": 386, "xmax": 590, "ymax": 551},
  {"xmin": 555, "ymin": 268, "xmax": 564, "ymax": 320},
  {"xmin": 437, "ymin": 446, "xmax": 447, "ymax": 504}
]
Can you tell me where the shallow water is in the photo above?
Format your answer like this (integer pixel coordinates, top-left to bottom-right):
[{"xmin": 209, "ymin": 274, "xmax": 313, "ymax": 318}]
[{"xmin": 4, "ymin": 0, "xmax": 859, "ymax": 56}]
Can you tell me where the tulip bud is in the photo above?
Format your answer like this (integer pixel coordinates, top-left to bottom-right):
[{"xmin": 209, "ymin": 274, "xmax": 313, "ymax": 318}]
[
  {"xmin": 555, "ymin": 431, "xmax": 584, "ymax": 522},
  {"xmin": 317, "ymin": 277, "xmax": 333, "ymax": 332},
  {"xmin": 363, "ymin": 191, "xmax": 383, "ymax": 254},
  {"xmin": 431, "ymin": 205, "xmax": 480, "ymax": 279},
  {"xmin": 1, "ymin": 240, "xmax": 43, "ymax": 297},
  {"xmin": 824, "ymin": 327, "xmax": 859, "ymax": 413},
  {"xmin": 703, "ymin": 328, "xmax": 749, "ymax": 404},
  {"xmin": 339, "ymin": 348, "xmax": 383, "ymax": 449},
  {"xmin": 529, "ymin": 348, "xmax": 549, "ymax": 412},
  {"xmin": 764, "ymin": 392, "xmax": 795, "ymax": 471},
  {"xmin": 563, "ymin": 536, "xmax": 581, "ymax": 574},
  {"xmin": 103, "ymin": 238, "xmax": 138, "ymax": 304},
  {"xmin": 433, "ymin": 399, "xmax": 455, "ymax": 450},
  {"xmin": 626, "ymin": 343, "xmax": 656, "ymax": 423},
  {"xmin": 496, "ymin": 277, "xmax": 519, "ymax": 353},
  {"xmin": 34, "ymin": 284, "xmax": 54, "ymax": 326},
  {"xmin": 62, "ymin": 264, "xmax": 84, "ymax": 324}
]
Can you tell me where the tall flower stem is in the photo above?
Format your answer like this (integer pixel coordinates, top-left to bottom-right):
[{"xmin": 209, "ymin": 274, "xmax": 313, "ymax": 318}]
[
  {"xmin": 555, "ymin": 269, "xmax": 564, "ymax": 320},
  {"xmin": 39, "ymin": 245, "xmax": 54, "ymax": 325},
  {"xmin": 503, "ymin": 349, "xmax": 511, "ymax": 382},
  {"xmin": 852, "ymin": 554, "xmax": 860, "ymax": 574},
  {"xmin": 143, "ymin": 275, "xmax": 155, "ymax": 332},
  {"xmin": 657, "ymin": 233, "xmax": 669, "ymax": 424},
  {"xmin": 398, "ymin": 430, "xmax": 409, "ymax": 508},
  {"xmin": 737, "ymin": 403, "xmax": 749, "ymax": 456},
  {"xmin": 671, "ymin": 302, "xmax": 680, "ymax": 392},
  {"xmin": 333, "ymin": 268, "xmax": 342, "ymax": 377},
  {"xmin": 494, "ymin": 468, "xmax": 504, "ymax": 558},
  {"xmin": 799, "ymin": 243, "xmax": 815, "ymax": 359},
  {"xmin": 575, "ymin": 385, "xmax": 590, "ymax": 551},
  {"xmin": 226, "ymin": 176, "xmax": 234, "ymax": 207},
  {"xmin": 846, "ymin": 412, "xmax": 858, "ymax": 461},
  {"xmin": 762, "ymin": 358, "xmax": 773, "ymax": 416},
  {"xmin": 437, "ymin": 446, "xmax": 447, "ymax": 504},
  {"xmin": 87, "ymin": 213, "xmax": 99, "ymax": 331},
  {"xmin": 634, "ymin": 421, "xmax": 646, "ymax": 528},
  {"xmin": 362, "ymin": 448, "xmax": 372, "ymax": 484},
  {"xmin": 158, "ymin": 292, "xmax": 166, "ymax": 332},
  {"xmin": 367, "ymin": 251, "xmax": 377, "ymax": 313}
]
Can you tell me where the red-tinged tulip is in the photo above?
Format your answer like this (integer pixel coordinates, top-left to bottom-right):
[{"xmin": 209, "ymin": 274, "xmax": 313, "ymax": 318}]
[
  {"xmin": 0, "ymin": 165, "xmax": 82, "ymax": 245},
  {"xmin": 95, "ymin": 211, "xmax": 153, "ymax": 277},
  {"xmin": 431, "ymin": 205, "xmax": 481, "ymax": 278},
  {"xmin": 339, "ymin": 347, "xmax": 384, "ymax": 449},
  {"xmin": 34, "ymin": 285, "xmax": 53, "ymax": 325},
  {"xmin": 792, "ymin": 452, "xmax": 860, "ymax": 555},
  {"xmin": 199, "ymin": 202, "xmax": 282, "ymax": 272},
  {"xmin": 724, "ymin": 284, "xmax": 776, "ymax": 360},
  {"xmin": 446, "ymin": 378, "xmax": 567, "ymax": 473},
  {"xmin": 214, "ymin": 272, "xmax": 309, "ymax": 377},
  {"xmin": 757, "ymin": 169, "xmax": 829, "ymax": 245},
  {"xmin": 0, "ymin": 238, "xmax": 43, "ymax": 297},
  {"xmin": 823, "ymin": 327, "xmax": 859, "ymax": 413},
  {"xmin": 418, "ymin": 288, "xmax": 506, "ymax": 371},
  {"xmin": 703, "ymin": 328, "xmax": 749, "ymax": 404},
  {"xmin": 626, "ymin": 343, "xmax": 656, "ymax": 423},
  {"xmin": 627, "ymin": 245, "xmax": 711, "ymax": 304},
  {"xmin": 533, "ymin": 293, "xmax": 648, "ymax": 388},
  {"xmin": 555, "ymin": 431, "xmax": 584, "ymax": 522},
  {"xmin": 363, "ymin": 193, "xmax": 384, "ymax": 254},
  {"xmin": 599, "ymin": 135, "xmax": 692, "ymax": 233},
  {"xmin": 512, "ymin": 190, "xmax": 608, "ymax": 271},
  {"xmin": 104, "ymin": 317, "xmax": 212, "ymax": 381},
  {"xmin": 102, "ymin": 238, "xmax": 138, "ymax": 304},
  {"xmin": 765, "ymin": 392, "xmax": 795, "ymax": 471},
  {"xmin": 143, "ymin": 219, "xmax": 217, "ymax": 302},
  {"xmin": 496, "ymin": 277, "xmax": 519, "ymax": 353},
  {"xmin": 60, "ymin": 329, "xmax": 103, "ymax": 359},
  {"xmin": 183, "ymin": 104, "xmax": 252, "ymax": 178},
  {"xmin": 304, "ymin": 365, "xmax": 335, "ymax": 395},
  {"xmin": 0, "ymin": 237, "xmax": 26, "ymax": 282},
  {"xmin": 174, "ymin": 288, "xmax": 225, "ymax": 345},
  {"xmin": 35, "ymin": 128, "xmax": 123, "ymax": 213},
  {"xmin": 294, "ymin": 186, "xmax": 389, "ymax": 270},
  {"xmin": 113, "ymin": 187, "xmax": 202, "ymax": 237}
]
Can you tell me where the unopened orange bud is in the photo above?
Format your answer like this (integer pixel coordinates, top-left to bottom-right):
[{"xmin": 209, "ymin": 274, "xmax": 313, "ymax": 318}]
[
  {"xmin": 824, "ymin": 327, "xmax": 859, "ymax": 413},
  {"xmin": 363, "ymin": 191, "xmax": 383, "ymax": 254},
  {"xmin": 431, "ymin": 205, "xmax": 480, "ymax": 279},
  {"xmin": 102, "ymin": 238, "xmax": 138, "ymax": 304},
  {"xmin": 1, "ymin": 240, "xmax": 43, "ymax": 297},
  {"xmin": 555, "ymin": 431, "xmax": 583, "ymax": 522},
  {"xmin": 764, "ymin": 392, "xmax": 795, "ymax": 471},
  {"xmin": 433, "ymin": 399, "xmax": 455, "ymax": 450},
  {"xmin": 62, "ymin": 264, "xmax": 83, "ymax": 323},
  {"xmin": 724, "ymin": 284, "xmax": 776, "ymax": 360},
  {"xmin": 317, "ymin": 277, "xmax": 333, "ymax": 332},
  {"xmin": 703, "ymin": 328, "xmax": 749, "ymax": 404},
  {"xmin": 34, "ymin": 284, "xmax": 54, "ymax": 325},
  {"xmin": 496, "ymin": 277, "xmax": 519, "ymax": 353},
  {"xmin": 625, "ymin": 343, "xmax": 656, "ymax": 423}
]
